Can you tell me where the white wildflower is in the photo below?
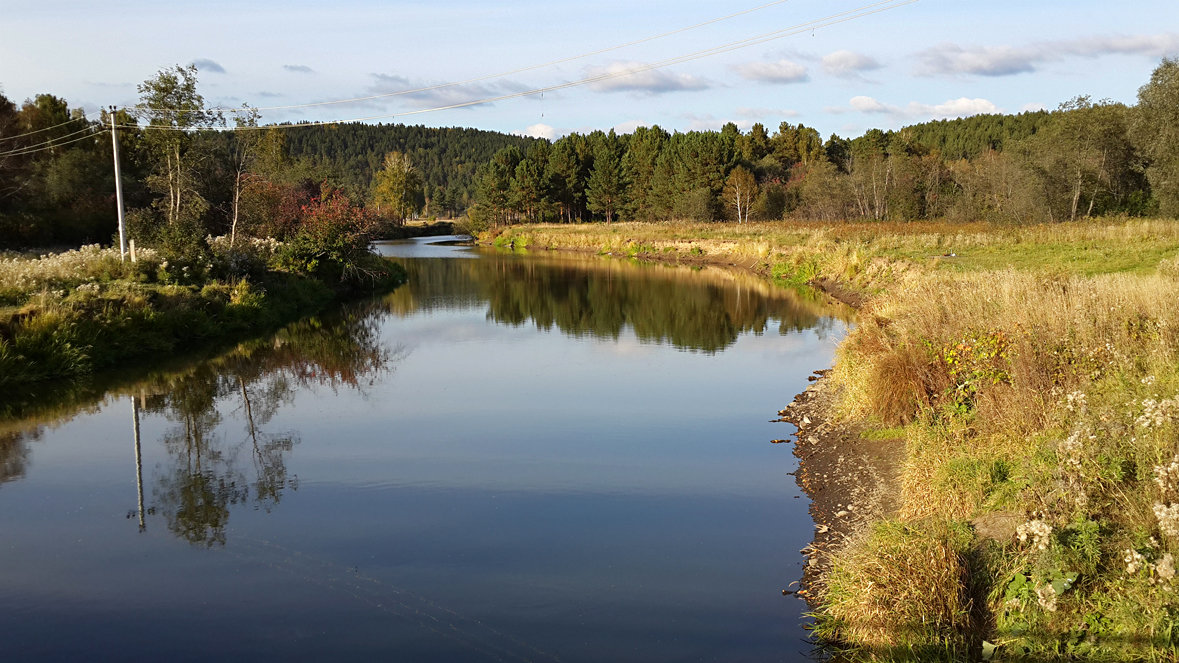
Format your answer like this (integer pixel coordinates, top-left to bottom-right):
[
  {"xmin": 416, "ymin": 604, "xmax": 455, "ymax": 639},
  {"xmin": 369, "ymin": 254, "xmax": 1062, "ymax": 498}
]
[
  {"xmin": 1124, "ymin": 548, "xmax": 1146, "ymax": 574},
  {"xmin": 1016, "ymin": 519, "xmax": 1053, "ymax": 551},
  {"xmin": 1155, "ymin": 456, "xmax": 1179, "ymax": 496},
  {"xmin": 1154, "ymin": 503, "xmax": 1179, "ymax": 537},
  {"xmin": 1156, "ymin": 554, "xmax": 1177, "ymax": 585},
  {"xmin": 1137, "ymin": 397, "xmax": 1179, "ymax": 428},
  {"xmin": 1143, "ymin": 375, "xmax": 1158, "ymax": 386},
  {"xmin": 1065, "ymin": 390, "xmax": 1087, "ymax": 412},
  {"xmin": 1036, "ymin": 583, "xmax": 1058, "ymax": 612},
  {"xmin": 1060, "ymin": 431, "xmax": 1084, "ymax": 470}
]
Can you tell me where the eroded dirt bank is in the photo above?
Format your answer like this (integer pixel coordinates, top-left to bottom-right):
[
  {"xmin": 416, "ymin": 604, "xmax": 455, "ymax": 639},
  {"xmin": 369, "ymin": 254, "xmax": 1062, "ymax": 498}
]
[{"xmin": 776, "ymin": 370, "xmax": 902, "ymax": 604}]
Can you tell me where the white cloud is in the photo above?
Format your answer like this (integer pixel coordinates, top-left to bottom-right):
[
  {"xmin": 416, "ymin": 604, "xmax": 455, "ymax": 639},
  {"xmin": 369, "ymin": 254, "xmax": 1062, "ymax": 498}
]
[
  {"xmin": 366, "ymin": 73, "xmax": 528, "ymax": 110},
  {"xmin": 849, "ymin": 96, "xmax": 890, "ymax": 113},
  {"xmin": 917, "ymin": 32, "xmax": 1179, "ymax": 77},
  {"xmin": 917, "ymin": 43, "xmax": 1038, "ymax": 77},
  {"xmin": 1055, "ymin": 33, "xmax": 1179, "ymax": 58},
  {"xmin": 821, "ymin": 50, "xmax": 882, "ymax": 78},
  {"xmin": 191, "ymin": 58, "xmax": 226, "ymax": 74},
  {"xmin": 1020, "ymin": 102, "xmax": 1047, "ymax": 113},
  {"xmin": 585, "ymin": 62, "xmax": 711, "ymax": 95},
  {"xmin": 838, "ymin": 96, "xmax": 1001, "ymax": 121},
  {"xmin": 612, "ymin": 120, "xmax": 648, "ymax": 134},
  {"xmin": 520, "ymin": 123, "xmax": 557, "ymax": 140},
  {"xmin": 731, "ymin": 59, "xmax": 808, "ymax": 84},
  {"xmin": 911, "ymin": 97, "xmax": 1001, "ymax": 118},
  {"xmin": 734, "ymin": 107, "xmax": 800, "ymax": 121},
  {"xmin": 682, "ymin": 113, "xmax": 722, "ymax": 131}
]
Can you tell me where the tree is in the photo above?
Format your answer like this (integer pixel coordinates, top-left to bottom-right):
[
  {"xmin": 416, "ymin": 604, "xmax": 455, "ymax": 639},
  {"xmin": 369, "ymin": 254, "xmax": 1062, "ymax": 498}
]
[
  {"xmin": 586, "ymin": 139, "xmax": 629, "ymax": 223},
  {"xmin": 1020, "ymin": 97, "xmax": 1138, "ymax": 221},
  {"xmin": 228, "ymin": 105, "xmax": 262, "ymax": 245},
  {"xmin": 1133, "ymin": 57, "xmax": 1179, "ymax": 216},
  {"xmin": 723, "ymin": 165, "xmax": 757, "ymax": 223},
  {"xmin": 547, "ymin": 135, "xmax": 588, "ymax": 222},
  {"xmin": 796, "ymin": 159, "xmax": 854, "ymax": 221},
  {"xmin": 623, "ymin": 125, "xmax": 669, "ymax": 220},
  {"xmin": 134, "ymin": 64, "xmax": 223, "ymax": 230},
  {"xmin": 474, "ymin": 146, "xmax": 522, "ymax": 225},
  {"xmin": 372, "ymin": 150, "xmax": 423, "ymax": 225}
]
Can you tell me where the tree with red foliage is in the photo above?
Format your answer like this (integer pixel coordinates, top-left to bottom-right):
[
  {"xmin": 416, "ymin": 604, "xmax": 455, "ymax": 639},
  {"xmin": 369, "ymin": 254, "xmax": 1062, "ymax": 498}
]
[{"xmin": 274, "ymin": 188, "xmax": 385, "ymax": 285}]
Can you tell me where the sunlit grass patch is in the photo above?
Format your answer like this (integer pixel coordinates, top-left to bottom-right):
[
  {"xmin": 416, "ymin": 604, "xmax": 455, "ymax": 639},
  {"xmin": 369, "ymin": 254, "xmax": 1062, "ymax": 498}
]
[{"xmin": 816, "ymin": 519, "xmax": 976, "ymax": 657}]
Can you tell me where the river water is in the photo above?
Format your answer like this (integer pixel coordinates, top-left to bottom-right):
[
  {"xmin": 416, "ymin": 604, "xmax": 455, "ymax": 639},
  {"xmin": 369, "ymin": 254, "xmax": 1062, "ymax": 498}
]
[{"xmin": 0, "ymin": 237, "xmax": 847, "ymax": 662}]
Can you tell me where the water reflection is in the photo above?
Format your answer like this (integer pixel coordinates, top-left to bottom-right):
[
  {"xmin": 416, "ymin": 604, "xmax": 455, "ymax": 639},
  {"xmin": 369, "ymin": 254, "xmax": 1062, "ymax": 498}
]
[
  {"xmin": 0, "ymin": 430, "xmax": 31, "ymax": 484},
  {"xmin": 0, "ymin": 241, "xmax": 846, "ymax": 661},
  {"xmin": 384, "ymin": 250, "xmax": 847, "ymax": 353},
  {"xmin": 2, "ymin": 304, "xmax": 397, "ymax": 546}
]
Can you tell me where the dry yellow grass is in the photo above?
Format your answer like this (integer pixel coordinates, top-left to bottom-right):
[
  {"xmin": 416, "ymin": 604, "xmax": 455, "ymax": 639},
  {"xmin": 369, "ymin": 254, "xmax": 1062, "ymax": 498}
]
[{"xmin": 819, "ymin": 520, "xmax": 975, "ymax": 653}]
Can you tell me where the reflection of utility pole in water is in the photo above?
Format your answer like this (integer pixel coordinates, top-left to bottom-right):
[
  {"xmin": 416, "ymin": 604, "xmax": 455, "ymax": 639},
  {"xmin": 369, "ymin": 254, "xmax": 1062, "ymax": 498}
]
[{"xmin": 132, "ymin": 394, "xmax": 145, "ymax": 532}]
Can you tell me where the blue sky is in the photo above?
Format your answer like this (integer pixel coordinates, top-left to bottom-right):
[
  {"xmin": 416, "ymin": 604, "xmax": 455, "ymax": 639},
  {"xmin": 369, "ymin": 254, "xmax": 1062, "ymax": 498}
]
[{"xmin": 2, "ymin": 0, "xmax": 1176, "ymax": 140}]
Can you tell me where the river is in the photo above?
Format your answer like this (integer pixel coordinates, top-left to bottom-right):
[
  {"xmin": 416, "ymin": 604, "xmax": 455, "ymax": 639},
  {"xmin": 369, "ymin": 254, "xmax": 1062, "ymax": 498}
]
[{"xmin": 0, "ymin": 237, "xmax": 847, "ymax": 662}]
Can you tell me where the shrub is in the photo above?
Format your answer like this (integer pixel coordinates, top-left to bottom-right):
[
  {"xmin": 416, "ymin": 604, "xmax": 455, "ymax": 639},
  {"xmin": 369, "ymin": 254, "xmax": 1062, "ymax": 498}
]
[{"xmin": 273, "ymin": 189, "xmax": 383, "ymax": 285}]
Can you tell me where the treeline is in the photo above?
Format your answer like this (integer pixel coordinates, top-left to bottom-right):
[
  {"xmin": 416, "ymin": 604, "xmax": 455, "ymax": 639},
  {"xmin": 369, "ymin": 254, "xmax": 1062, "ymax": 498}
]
[
  {"xmin": 0, "ymin": 66, "xmax": 534, "ymax": 249},
  {"xmin": 281, "ymin": 123, "xmax": 537, "ymax": 216},
  {"xmin": 469, "ymin": 58, "xmax": 1178, "ymax": 226},
  {"xmin": 2, "ymin": 58, "xmax": 1176, "ymax": 250}
]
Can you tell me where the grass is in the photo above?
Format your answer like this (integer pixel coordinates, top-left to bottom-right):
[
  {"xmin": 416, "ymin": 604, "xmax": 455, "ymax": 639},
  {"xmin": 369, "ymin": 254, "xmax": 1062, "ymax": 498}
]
[
  {"xmin": 0, "ymin": 241, "xmax": 406, "ymax": 389},
  {"xmin": 486, "ymin": 218, "xmax": 1179, "ymax": 293},
  {"xmin": 482, "ymin": 217, "xmax": 1179, "ymax": 660}
]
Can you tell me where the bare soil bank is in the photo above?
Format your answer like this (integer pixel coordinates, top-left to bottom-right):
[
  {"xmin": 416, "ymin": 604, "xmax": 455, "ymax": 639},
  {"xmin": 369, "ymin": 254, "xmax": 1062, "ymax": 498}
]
[{"xmin": 777, "ymin": 371, "xmax": 902, "ymax": 604}]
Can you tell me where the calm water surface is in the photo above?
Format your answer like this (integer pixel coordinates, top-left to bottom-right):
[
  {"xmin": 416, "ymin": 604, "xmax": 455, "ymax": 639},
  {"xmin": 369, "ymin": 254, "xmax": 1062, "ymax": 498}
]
[{"xmin": 0, "ymin": 237, "xmax": 847, "ymax": 662}]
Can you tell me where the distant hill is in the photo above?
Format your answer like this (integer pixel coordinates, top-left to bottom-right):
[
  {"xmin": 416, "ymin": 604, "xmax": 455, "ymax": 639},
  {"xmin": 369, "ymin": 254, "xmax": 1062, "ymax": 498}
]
[{"xmin": 281, "ymin": 122, "xmax": 539, "ymax": 205}]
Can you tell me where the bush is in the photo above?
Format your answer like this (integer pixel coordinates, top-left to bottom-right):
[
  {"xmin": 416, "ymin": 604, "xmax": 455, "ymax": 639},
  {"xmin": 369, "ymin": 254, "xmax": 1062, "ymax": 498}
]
[{"xmin": 273, "ymin": 189, "xmax": 382, "ymax": 285}]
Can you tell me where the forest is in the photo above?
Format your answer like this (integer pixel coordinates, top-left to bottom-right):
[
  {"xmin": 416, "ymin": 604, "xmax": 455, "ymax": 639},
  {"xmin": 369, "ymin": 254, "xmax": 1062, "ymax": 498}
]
[
  {"xmin": 0, "ymin": 58, "xmax": 1176, "ymax": 251},
  {"xmin": 467, "ymin": 58, "xmax": 1177, "ymax": 227}
]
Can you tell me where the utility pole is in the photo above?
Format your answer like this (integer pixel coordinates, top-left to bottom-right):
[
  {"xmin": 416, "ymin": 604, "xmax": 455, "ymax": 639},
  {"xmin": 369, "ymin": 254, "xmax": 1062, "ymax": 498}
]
[{"xmin": 110, "ymin": 106, "xmax": 127, "ymax": 261}]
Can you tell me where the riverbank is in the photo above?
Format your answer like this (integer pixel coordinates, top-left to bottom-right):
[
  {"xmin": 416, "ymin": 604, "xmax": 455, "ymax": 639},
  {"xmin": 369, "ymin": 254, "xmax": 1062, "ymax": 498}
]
[
  {"xmin": 0, "ymin": 244, "xmax": 405, "ymax": 392},
  {"xmin": 481, "ymin": 219, "xmax": 1179, "ymax": 660}
]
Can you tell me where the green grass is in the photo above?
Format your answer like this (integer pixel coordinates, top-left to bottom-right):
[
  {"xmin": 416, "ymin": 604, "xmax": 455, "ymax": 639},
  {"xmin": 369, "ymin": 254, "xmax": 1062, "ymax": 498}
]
[{"xmin": 0, "ymin": 258, "xmax": 407, "ymax": 389}]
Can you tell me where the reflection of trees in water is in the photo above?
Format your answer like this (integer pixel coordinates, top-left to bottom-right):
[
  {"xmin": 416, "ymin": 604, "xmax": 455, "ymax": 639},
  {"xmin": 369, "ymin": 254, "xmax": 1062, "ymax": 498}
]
[
  {"xmin": 389, "ymin": 254, "xmax": 840, "ymax": 353},
  {"xmin": 0, "ymin": 430, "xmax": 34, "ymax": 485},
  {"xmin": 141, "ymin": 305, "xmax": 393, "ymax": 546}
]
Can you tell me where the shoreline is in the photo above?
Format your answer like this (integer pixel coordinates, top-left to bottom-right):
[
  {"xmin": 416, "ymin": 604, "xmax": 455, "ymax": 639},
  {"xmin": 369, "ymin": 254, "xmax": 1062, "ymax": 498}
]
[
  {"xmin": 777, "ymin": 369, "xmax": 902, "ymax": 605},
  {"xmin": 476, "ymin": 233, "xmax": 888, "ymax": 608}
]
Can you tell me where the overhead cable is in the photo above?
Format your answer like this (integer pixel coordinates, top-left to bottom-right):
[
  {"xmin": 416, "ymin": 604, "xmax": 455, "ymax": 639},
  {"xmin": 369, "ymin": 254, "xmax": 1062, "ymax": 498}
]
[
  {"xmin": 0, "ymin": 129, "xmax": 100, "ymax": 158},
  {"xmin": 118, "ymin": 0, "xmax": 916, "ymax": 132},
  {"xmin": 134, "ymin": 0, "xmax": 801, "ymax": 115},
  {"xmin": 0, "ymin": 115, "xmax": 89, "ymax": 144}
]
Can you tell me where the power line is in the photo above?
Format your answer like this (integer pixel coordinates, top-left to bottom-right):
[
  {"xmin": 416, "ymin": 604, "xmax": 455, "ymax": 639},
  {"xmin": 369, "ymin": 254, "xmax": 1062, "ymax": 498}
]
[
  {"xmin": 0, "ymin": 115, "xmax": 89, "ymax": 144},
  {"xmin": 0, "ymin": 124, "xmax": 101, "ymax": 157},
  {"xmin": 120, "ymin": 0, "xmax": 916, "ymax": 133},
  {"xmin": 211, "ymin": 0, "xmax": 803, "ymax": 114},
  {"xmin": 0, "ymin": 129, "xmax": 100, "ymax": 158},
  {"xmin": 133, "ymin": 0, "xmax": 799, "ymax": 115}
]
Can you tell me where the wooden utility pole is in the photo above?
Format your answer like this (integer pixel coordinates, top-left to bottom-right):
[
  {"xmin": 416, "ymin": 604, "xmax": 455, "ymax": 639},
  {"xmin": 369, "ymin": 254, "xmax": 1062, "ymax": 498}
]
[{"xmin": 110, "ymin": 106, "xmax": 127, "ymax": 261}]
